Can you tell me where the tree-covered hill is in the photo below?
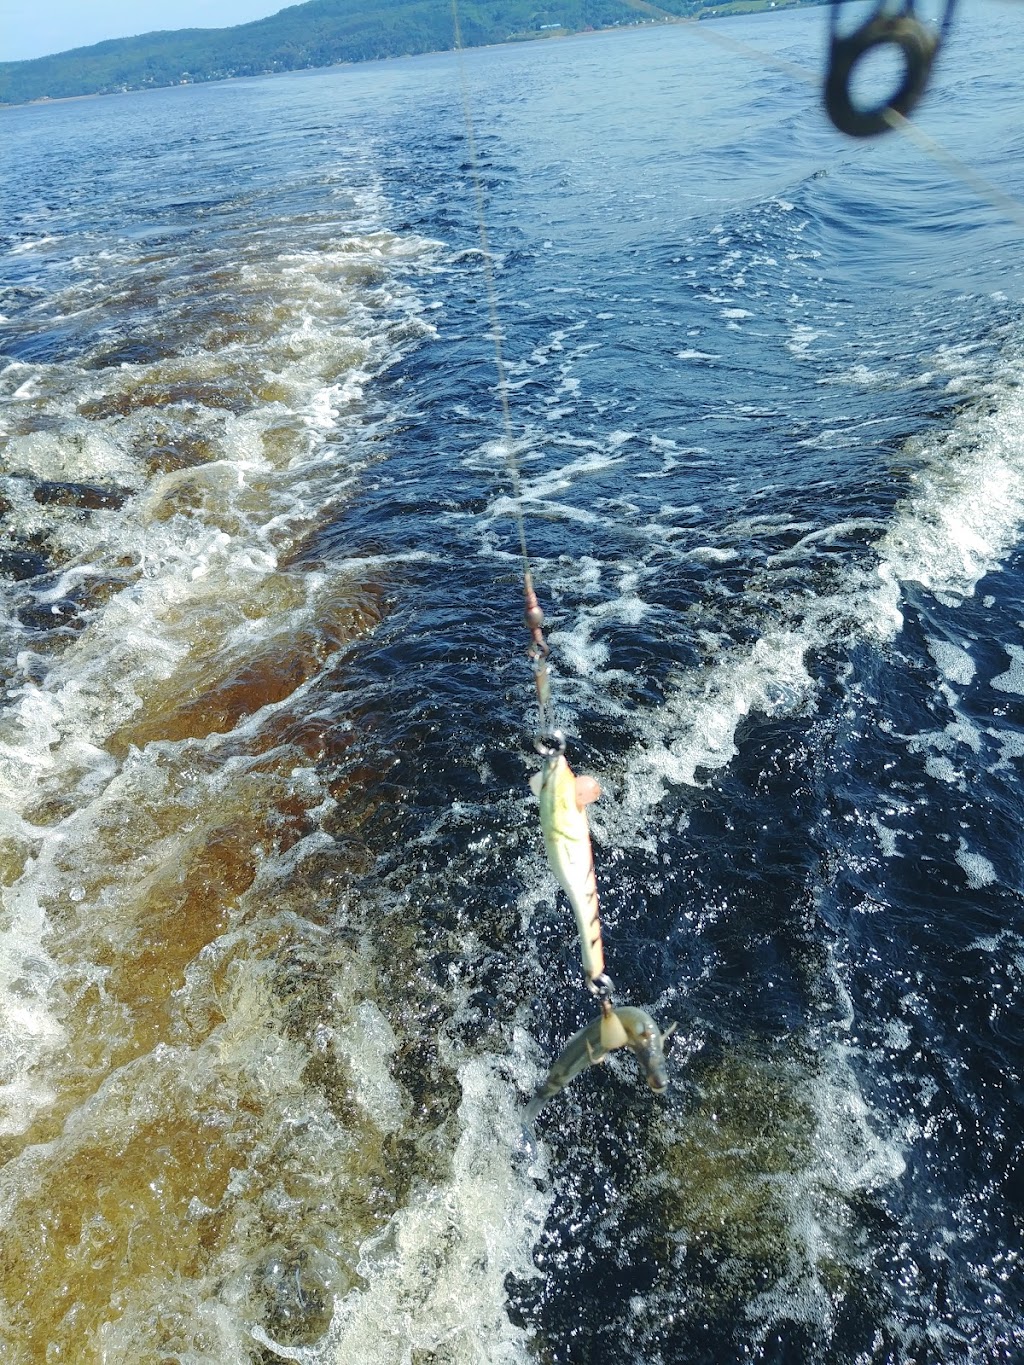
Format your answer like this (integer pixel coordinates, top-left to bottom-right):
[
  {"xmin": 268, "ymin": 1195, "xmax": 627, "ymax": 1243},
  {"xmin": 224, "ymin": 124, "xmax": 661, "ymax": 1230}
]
[
  {"xmin": 0, "ymin": 0, "xmax": 827, "ymax": 106},
  {"xmin": 0, "ymin": 0, "xmax": 684, "ymax": 105}
]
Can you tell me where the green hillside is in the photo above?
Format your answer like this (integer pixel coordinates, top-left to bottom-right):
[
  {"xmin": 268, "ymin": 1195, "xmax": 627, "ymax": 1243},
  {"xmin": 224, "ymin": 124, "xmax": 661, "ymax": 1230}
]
[{"xmin": 0, "ymin": 0, "xmax": 822, "ymax": 106}]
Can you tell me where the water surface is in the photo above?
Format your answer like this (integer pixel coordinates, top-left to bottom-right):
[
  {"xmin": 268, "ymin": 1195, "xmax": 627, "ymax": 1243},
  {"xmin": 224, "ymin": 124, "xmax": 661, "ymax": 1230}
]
[{"xmin": 1, "ymin": 6, "xmax": 1023, "ymax": 1361}]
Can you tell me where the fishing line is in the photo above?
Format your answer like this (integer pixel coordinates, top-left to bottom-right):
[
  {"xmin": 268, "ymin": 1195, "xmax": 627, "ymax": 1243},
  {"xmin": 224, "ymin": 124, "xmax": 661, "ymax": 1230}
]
[
  {"xmin": 880, "ymin": 107, "xmax": 1024, "ymax": 235},
  {"xmin": 450, "ymin": 0, "xmax": 554, "ymax": 738},
  {"xmin": 448, "ymin": 2, "xmax": 676, "ymax": 1093}
]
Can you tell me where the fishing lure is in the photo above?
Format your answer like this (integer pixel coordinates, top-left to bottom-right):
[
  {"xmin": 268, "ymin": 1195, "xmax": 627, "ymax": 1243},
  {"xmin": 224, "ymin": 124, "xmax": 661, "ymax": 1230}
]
[{"xmin": 529, "ymin": 740, "xmax": 605, "ymax": 987}]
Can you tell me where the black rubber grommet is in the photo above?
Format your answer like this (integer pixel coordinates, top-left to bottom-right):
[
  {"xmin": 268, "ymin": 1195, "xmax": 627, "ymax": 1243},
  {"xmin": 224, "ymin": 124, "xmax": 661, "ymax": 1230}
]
[{"xmin": 825, "ymin": 15, "xmax": 938, "ymax": 137}]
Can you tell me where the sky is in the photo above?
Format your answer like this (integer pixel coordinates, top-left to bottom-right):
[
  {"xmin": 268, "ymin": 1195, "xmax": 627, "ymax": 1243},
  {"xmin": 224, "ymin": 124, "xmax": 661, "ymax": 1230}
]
[{"xmin": 0, "ymin": 1, "xmax": 291, "ymax": 63}]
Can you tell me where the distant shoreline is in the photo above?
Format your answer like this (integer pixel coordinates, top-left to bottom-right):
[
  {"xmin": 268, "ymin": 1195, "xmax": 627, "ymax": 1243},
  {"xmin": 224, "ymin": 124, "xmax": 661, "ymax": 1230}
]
[{"xmin": 0, "ymin": 0, "xmax": 829, "ymax": 112}]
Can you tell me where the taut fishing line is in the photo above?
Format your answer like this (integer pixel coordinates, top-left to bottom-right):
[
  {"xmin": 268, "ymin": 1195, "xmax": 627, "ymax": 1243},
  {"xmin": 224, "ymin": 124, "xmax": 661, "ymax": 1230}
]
[{"xmin": 449, "ymin": 0, "xmax": 676, "ymax": 1124}]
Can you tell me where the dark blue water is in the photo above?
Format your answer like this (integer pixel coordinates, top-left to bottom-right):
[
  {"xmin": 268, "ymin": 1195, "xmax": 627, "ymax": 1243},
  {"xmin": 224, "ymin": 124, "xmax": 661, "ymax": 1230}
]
[{"xmin": 1, "ymin": 5, "xmax": 1023, "ymax": 1362}]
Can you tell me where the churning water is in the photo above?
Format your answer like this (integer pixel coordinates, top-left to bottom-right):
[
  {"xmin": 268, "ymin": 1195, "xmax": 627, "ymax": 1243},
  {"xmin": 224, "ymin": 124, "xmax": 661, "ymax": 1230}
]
[{"xmin": 1, "ymin": 3, "xmax": 1023, "ymax": 1361}]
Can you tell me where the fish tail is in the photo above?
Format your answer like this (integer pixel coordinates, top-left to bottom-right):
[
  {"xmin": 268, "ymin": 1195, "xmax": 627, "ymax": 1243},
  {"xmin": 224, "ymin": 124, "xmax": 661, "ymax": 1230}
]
[{"xmin": 524, "ymin": 1095, "xmax": 546, "ymax": 1126}]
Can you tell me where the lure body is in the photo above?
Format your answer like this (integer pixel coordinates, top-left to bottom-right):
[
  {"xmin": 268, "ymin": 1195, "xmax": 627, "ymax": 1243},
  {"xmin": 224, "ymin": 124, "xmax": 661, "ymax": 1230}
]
[
  {"xmin": 525, "ymin": 1005, "xmax": 673, "ymax": 1123},
  {"xmin": 530, "ymin": 753, "xmax": 604, "ymax": 982}
]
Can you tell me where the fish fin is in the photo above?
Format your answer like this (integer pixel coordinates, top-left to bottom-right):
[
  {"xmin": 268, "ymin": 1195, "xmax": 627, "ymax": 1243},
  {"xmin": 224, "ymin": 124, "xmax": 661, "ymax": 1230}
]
[
  {"xmin": 529, "ymin": 771, "xmax": 543, "ymax": 798},
  {"xmin": 600, "ymin": 1008, "xmax": 630, "ymax": 1052},
  {"xmin": 575, "ymin": 775, "xmax": 601, "ymax": 809},
  {"xmin": 585, "ymin": 1038, "xmax": 608, "ymax": 1066}
]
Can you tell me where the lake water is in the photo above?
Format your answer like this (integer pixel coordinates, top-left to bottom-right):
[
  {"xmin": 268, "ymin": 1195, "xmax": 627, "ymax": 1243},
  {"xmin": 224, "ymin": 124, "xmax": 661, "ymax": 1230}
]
[{"xmin": 1, "ymin": 5, "xmax": 1023, "ymax": 1361}]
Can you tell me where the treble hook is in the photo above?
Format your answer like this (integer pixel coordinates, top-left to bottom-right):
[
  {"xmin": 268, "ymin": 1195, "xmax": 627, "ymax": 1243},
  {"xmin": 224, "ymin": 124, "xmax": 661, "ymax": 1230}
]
[{"xmin": 825, "ymin": 1, "xmax": 958, "ymax": 138}]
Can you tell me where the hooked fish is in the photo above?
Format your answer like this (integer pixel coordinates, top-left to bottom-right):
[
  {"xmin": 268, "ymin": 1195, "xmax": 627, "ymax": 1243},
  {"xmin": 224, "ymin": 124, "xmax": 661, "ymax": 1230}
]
[
  {"xmin": 525, "ymin": 1005, "xmax": 675, "ymax": 1124},
  {"xmin": 530, "ymin": 751, "xmax": 604, "ymax": 984}
]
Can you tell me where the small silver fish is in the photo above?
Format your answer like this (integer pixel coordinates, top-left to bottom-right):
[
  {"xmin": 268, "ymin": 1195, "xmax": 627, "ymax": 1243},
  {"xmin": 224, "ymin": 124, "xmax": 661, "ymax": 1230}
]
[{"xmin": 525, "ymin": 1005, "xmax": 674, "ymax": 1124}]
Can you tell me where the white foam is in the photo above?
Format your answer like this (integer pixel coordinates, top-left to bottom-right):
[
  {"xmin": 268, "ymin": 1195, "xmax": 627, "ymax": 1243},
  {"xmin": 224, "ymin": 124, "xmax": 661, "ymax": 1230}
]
[
  {"xmin": 767, "ymin": 519, "xmax": 885, "ymax": 567},
  {"xmin": 926, "ymin": 636, "xmax": 976, "ymax": 686},
  {"xmin": 0, "ymin": 221, "xmax": 442, "ymax": 1139},
  {"xmin": 610, "ymin": 352, "xmax": 1024, "ymax": 805},
  {"xmin": 870, "ymin": 816, "xmax": 905, "ymax": 859},
  {"xmin": 877, "ymin": 375, "xmax": 1024, "ymax": 603},
  {"xmin": 990, "ymin": 643, "xmax": 1024, "ymax": 695},
  {"xmin": 343, "ymin": 1002, "xmax": 410, "ymax": 1138},
  {"xmin": 925, "ymin": 754, "xmax": 964, "ymax": 787},
  {"xmin": 623, "ymin": 628, "xmax": 816, "ymax": 799},
  {"xmin": 787, "ymin": 323, "xmax": 820, "ymax": 357},
  {"xmin": 955, "ymin": 838, "xmax": 997, "ymax": 889},
  {"xmin": 0, "ymin": 917, "xmax": 64, "ymax": 1137},
  {"xmin": 8, "ymin": 236, "xmax": 61, "ymax": 255},
  {"xmin": 2, "ymin": 428, "xmax": 136, "ymax": 488},
  {"xmin": 902, "ymin": 708, "xmax": 983, "ymax": 798},
  {"xmin": 318, "ymin": 1051, "xmax": 547, "ymax": 1365},
  {"xmin": 646, "ymin": 1035, "xmax": 905, "ymax": 1347},
  {"xmin": 549, "ymin": 572, "xmax": 651, "ymax": 677},
  {"xmin": 988, "ymin": 725, "xmax": 1024, "ymax": 771}
]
